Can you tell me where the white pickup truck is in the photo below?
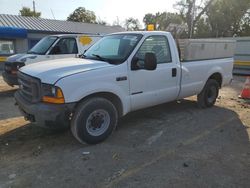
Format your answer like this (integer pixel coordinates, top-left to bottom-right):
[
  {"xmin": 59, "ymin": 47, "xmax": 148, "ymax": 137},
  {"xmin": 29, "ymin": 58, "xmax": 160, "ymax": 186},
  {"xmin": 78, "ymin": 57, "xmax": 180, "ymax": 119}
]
[
  {"xmin": 14, "ymin": 31, "xmax": 234, "ymax": 144},
  {"xmin": 3, "ymin": 34, "xmax": 101, "ymax": 86}
]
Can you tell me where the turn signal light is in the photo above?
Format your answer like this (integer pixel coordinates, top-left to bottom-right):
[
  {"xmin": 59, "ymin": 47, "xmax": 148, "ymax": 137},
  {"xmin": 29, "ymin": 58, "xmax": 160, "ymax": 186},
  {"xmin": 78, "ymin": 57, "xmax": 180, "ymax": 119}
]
[{"xmin": 42, "ymin": 87, "xmax": 65, "ymax": 104}]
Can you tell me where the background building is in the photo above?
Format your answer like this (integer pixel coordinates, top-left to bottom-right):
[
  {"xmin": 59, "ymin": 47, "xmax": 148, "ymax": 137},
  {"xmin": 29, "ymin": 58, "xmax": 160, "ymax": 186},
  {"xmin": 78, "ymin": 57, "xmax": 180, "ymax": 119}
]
[{"xmin": 0, "ymin": 14, "xmax": 124, "ymax": 62}]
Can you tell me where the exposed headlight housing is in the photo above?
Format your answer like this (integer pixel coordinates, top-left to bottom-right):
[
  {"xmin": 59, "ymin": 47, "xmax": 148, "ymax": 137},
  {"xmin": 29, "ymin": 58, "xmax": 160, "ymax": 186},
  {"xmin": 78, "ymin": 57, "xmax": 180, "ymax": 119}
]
[
  {"xmin": 5, "ymin": 62, "xmax": 25, "ymax": 75},
  {"xmin": 41, "ymin": 84, "xmax": 65, "ymax": 104}
]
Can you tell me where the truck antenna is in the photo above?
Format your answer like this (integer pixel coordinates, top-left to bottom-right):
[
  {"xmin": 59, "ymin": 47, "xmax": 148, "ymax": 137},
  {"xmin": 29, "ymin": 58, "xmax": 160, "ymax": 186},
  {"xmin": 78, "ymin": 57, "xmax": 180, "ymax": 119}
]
[
  {"xmin": 33, "ymin": 0, "xmax": 36, "ymax": 13},
  {"xmin": 50, "ymin": 9, "xmax": 56, "ymax": 19}
]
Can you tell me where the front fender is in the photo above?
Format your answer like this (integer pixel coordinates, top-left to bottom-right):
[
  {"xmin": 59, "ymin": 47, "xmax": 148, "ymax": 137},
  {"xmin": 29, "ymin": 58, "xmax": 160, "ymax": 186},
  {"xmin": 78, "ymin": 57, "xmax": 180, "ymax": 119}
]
[{"xmin": 56, "ymin": 64, "xmax": 130, "ymax": 115}]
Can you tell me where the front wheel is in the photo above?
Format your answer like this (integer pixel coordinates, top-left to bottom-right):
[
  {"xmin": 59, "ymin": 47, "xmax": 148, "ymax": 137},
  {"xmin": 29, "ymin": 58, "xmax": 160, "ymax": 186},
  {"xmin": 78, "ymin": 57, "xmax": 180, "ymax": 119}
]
[
  {"xmin": 71, "ymin": 97, "xmax": 118, "ymax": 144},
  {"xmin": 197, "ymin": 79, "xmax": 219, "ymax": 108}
]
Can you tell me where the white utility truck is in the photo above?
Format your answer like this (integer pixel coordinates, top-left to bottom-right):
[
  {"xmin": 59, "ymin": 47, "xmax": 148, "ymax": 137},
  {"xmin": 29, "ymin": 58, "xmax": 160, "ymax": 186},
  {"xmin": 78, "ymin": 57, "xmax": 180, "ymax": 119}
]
[
  {"xmin": 3, "ymin": 34, "xmax": 101, "ymax": 86},
  {"xmin": 14, "ymin": 31, "xmax": 234, "ymax": 144}
]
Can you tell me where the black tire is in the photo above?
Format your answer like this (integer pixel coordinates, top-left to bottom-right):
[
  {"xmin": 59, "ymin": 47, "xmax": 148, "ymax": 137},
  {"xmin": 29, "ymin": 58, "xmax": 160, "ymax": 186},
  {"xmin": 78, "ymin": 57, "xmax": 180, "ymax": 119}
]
[
  {"xmin": 197, "ymin": 79, "xmax": 219, "ymax": 108},
  {"xmin": 71, "ymin": 97, "xmax": 118, "ymax": 144}
]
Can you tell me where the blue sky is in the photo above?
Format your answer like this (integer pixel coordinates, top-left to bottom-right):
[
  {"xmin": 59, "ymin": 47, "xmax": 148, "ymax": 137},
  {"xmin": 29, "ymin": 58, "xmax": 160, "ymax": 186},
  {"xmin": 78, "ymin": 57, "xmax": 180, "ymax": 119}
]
[{"xmin": 0, "ymin": 0, "xmax": 177, "ymax": 26}]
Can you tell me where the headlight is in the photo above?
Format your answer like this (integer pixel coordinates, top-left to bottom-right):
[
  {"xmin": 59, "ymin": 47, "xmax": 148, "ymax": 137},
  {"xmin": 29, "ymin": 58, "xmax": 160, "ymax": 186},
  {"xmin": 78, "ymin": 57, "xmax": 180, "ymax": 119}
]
[{"xmin": 41, "ymin": 84, "xmax": 65, "ymax": 104}]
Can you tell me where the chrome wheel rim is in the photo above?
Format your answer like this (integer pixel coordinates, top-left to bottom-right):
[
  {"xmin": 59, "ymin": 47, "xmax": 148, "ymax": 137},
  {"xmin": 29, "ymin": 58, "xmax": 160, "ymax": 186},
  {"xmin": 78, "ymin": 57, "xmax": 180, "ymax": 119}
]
[{"xmin": 86, "ymin": 109, "xmax": 110, "ymax": 136}]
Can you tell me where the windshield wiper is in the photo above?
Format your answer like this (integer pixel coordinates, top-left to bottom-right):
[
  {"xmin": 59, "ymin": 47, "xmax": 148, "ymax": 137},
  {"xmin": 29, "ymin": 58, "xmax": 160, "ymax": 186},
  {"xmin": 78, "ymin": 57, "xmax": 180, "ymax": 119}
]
[
  {"xmin": 79, "ymin": 54, "xmax": 86, "ymax": 58},
  {"xmin": 85, "ymin": 54, "xmax": 118, "ymax": 64},
  {"xmin": 27, "ymin": 51, "xmax": 42, "ymax": 55},
  {"xmin": 92, "ymin": 54, "xmax": 108, "ymax": 62},
  {"xmin": 27, "ymin": 51, "xmax": 36, "ymax": 54}
]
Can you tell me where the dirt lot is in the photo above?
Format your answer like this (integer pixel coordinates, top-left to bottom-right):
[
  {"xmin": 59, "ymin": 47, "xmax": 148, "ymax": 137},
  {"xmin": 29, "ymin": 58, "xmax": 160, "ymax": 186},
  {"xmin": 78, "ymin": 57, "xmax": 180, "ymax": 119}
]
[{"xmin": 0, "ymin": 74, "xmax": 249, "ymax": 188}]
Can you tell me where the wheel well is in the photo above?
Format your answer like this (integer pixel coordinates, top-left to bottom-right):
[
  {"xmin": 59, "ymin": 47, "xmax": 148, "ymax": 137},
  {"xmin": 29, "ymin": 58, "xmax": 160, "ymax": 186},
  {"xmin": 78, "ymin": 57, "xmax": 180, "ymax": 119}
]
[
  {"xmin": 79, "ymin": 92, "xmax": 123, "ymax": 117},
  {"xmin": 208, "ymin": 73, "xmax": 222, "ymax": 87}
]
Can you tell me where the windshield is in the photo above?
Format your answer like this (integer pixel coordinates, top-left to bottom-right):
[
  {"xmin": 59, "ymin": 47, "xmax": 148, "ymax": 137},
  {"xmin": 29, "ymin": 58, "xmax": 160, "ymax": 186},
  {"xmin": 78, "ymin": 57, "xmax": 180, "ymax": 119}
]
[
  {"xmin": 28, "ymin": 36, "xmax": 58, "ymax": 55},
  {"xmin": 83, "ymin": 34, "xmax": 143, "ymax": 64}
]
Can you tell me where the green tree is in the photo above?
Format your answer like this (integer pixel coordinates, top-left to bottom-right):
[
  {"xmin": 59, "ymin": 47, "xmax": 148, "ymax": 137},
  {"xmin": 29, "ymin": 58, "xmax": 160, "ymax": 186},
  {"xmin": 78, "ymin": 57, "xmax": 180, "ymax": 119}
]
[
  {"xmin": 175, "ymin": 0, "xmax": 215, "ymax": 38},
  {"xmin": 19, "ymin": 7, "xmax": 41, "ymax": 18},
  {"xmin": 124, "ymin": 17, "xmax": 140, "ymax": 31},
  {"xmin": 143, "ymin": 12, "xmax": 182, "ymax": 31},
  {"xmin": 143, "ymin": 13, "xmax": 157, "ymax": 27},
  {"xmin": 67, "ymin": 7, "xmax": 96, "ymax": 23},
  {"xmin": 206, "ymin": 0, "xmax": 250, "ymax": 37},
  {"xmin": 175, "ymin": 0, "xmax": 250, "ymax": 38},
  {"xmin": 157, "ymin": 12, "xmax": 183, "ymax": 30},
  {"xmin": 239, "ymin": 11, "xmax": 250, "ymax": 36},
  {"xmin": 194, "ymin": 18, "xmax": 212, "ymax": 38}
]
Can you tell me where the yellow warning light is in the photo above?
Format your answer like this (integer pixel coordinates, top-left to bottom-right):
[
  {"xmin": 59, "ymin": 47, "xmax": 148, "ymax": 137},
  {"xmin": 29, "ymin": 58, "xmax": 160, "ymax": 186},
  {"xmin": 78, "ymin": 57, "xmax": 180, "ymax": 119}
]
[{"xmin": 147, "ymin": 24, "xmax": 155, "ymax": 31}]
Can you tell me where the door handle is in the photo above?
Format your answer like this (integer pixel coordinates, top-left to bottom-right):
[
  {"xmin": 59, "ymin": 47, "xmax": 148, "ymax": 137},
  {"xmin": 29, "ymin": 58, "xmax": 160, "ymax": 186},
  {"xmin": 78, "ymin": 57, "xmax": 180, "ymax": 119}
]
[{"xmin": 172, "ymin": 68, "xmax": 177, "ymax": 77}]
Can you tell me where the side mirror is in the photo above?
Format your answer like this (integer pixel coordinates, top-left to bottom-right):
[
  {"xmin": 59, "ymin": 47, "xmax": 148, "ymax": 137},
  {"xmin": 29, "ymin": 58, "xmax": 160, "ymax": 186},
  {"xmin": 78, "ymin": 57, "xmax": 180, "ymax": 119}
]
[{"xmin": 144, "ymin": 52, "xmax": 157, "ymax": 71}]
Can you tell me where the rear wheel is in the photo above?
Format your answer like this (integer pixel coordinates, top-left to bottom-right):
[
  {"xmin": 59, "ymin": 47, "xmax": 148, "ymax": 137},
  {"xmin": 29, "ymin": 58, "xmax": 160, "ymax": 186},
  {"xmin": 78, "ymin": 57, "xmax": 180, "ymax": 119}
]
[
  {"xmin": 71, "ymin": 97, "xmax": 118, "ymax": 144},
  {"xmin": 197, "ymin": 79, "xmax": 219, "ymax": 108}
]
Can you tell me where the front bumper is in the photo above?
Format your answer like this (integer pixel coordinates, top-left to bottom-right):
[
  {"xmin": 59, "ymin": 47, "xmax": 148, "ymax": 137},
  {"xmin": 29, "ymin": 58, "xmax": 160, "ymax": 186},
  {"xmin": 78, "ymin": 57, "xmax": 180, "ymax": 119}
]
[
  {"xmin": 2, "ymin": 71, "xmax": 18, "ymax": 86},
  {"xmin": 14, "ymin": 91, "xmax": 76, "ymax": 129}
]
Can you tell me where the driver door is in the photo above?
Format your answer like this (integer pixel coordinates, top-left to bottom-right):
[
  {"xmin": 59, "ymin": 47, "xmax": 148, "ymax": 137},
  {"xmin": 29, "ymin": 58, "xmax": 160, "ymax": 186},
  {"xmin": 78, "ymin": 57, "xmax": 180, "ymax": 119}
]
[{"xmin": 129, "ymin": 35, "xmax": 179, "ymax": 111}]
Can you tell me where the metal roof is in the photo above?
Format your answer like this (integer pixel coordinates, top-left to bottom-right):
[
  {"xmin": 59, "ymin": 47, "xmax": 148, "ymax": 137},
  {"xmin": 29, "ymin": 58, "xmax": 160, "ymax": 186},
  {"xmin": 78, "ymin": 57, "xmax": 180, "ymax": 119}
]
[{"xmin": 0, "ymin": 14, "xmax": 124, "ymax": 34}]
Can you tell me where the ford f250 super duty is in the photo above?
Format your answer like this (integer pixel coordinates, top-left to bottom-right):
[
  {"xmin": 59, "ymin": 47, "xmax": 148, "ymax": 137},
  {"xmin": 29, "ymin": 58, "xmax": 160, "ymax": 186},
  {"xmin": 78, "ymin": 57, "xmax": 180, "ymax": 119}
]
[
  {"xmin": 14, "ymin": 31, "xmax": 234, "ymax": 144},
  {"xmin": 3, "ymin": 34, "xmax": 101, "ymax": 86}
]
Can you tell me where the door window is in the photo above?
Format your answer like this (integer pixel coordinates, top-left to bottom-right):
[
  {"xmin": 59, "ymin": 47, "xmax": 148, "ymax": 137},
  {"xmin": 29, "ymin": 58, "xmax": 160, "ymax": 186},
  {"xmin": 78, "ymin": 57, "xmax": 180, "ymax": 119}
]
[
  {"xmin": 133, "ymin": 35, "xmax": 172, "ymax": 68},
  {"xmin": 50, "ymin": 38, "xmax": 78, "ymax": 54}
]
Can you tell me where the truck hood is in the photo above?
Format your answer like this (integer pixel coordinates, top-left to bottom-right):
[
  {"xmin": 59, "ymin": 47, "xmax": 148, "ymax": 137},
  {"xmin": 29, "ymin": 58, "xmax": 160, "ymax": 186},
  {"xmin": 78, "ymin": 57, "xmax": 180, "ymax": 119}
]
[
  {"xmin": 7, "ymin": 53, "xmax": 38, "ymax": 63},
  {"xmin": 20, "ymin": 57, "xmax": 113, "ymax": 84}
]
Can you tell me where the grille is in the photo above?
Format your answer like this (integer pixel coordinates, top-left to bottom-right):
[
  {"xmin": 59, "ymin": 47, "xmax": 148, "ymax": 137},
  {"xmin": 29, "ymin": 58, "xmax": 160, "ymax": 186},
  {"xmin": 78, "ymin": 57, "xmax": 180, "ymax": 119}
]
[{"xmin": 18, "ymin": 72, "xmax": 41, "ymax": 103}]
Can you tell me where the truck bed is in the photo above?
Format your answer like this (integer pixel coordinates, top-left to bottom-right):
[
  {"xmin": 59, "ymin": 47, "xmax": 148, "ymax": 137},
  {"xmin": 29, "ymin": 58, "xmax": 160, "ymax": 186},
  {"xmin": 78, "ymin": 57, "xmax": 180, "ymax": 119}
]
[{"xmin": 178, "ymin": 57, "xmax": 234, "ymax": 99}]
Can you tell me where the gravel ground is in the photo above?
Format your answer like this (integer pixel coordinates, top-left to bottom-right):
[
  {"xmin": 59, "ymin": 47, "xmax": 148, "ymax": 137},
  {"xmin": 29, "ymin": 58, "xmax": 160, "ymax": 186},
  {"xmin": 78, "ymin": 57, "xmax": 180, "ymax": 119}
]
[{"xmin": 0, "ymin": 75, "xmax": 249, "ymax": 188}]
